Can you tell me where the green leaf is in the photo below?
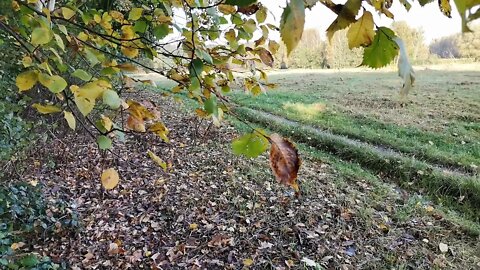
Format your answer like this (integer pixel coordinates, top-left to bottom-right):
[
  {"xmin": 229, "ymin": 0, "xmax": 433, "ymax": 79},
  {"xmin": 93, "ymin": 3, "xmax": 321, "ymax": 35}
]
[
  {"xmin": 224, "ymin": 0, "xmax": 257, "ymax": 7},
  {"xmin": 361, "ymin": 27, "xmax": 399, "ymax": 68},
  {"xmin": 153, "ymin": 24, "xmax": 169, "ymax": 39},
  {"xmin": 38, "ymin": 73, "xmax": 68, "ymax": 93},
  {"xmin": 97, "ymin": 135, "xmax": 112, "ymax": 150},
  {"xmin": 204, "ymin": 95, "xmax": 218, "ymax": 116},
  {"xmin": 31, "ymin": 27, "xmax": 52, "ymax": 45},
  {"xmin": 19, "ymin": 254, "xmax": 39, "ymax": 267},
  {"xmin": 190, "ymin": 58, "xmax": 204, "ymax": 77},
  {"xmin": 418, "ymin": 0, "xmax": 434, "ymax": 6},
  {"xmin": 256, "ymin": 6, "xmax": 267, "ymax": 23},
  {"xmin": 280, "ymin": 0, "xmax": 305, "ymax": 56},
  {"xmin": 54, "ymin": 34, "xmax": 65, "ymax": 51},
  {"xmin": 134, "ymin": 20, "xmax": 148, "ymax": 33},
  {"xmin": 232, "ymin": 132, "xmax": 269, "ymax": 158},
  {"xmin": 102, "ymin": 90, "xmax": 121, "ymax": 109},
  {"xmin": 129, "ymin": 7, "xmax": 143, "ymax": 20},
  {"xmin": 72, "ymin": 69, "xmax": 93, "ymax": 81}
]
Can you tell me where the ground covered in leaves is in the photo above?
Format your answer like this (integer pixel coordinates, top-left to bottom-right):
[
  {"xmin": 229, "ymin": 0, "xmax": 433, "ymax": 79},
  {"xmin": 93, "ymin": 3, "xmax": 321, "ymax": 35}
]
[{"xmin": 13, "ymin": 91, "xmax": 480, "ymax": 269}]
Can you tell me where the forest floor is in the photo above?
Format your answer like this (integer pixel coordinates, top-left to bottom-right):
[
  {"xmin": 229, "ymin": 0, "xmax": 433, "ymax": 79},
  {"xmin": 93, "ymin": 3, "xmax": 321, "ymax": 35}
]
[{"xmin": 12, "ymin": 81, "xmax": 480, "ymax": 269}]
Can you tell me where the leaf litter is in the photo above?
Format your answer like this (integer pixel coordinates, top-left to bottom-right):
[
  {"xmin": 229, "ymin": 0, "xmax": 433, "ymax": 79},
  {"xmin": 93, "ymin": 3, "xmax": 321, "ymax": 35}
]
[{"xmin": 12, "ymin": 90, "xmax": 480, "ymax": 269}]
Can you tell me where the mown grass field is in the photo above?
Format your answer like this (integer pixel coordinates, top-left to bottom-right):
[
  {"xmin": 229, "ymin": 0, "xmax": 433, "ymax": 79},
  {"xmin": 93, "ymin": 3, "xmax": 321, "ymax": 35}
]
[{"xmin": 231, "ymin": 66, "xmax": 480, "ymax": 173}]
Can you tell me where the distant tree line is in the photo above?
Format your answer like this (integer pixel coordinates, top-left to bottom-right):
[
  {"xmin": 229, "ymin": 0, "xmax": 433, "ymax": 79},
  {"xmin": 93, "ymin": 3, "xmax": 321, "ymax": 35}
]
[
  {"xmin": 430, "ymin": 25, "xmax": 480, "ymax": 60},
  {"xmin": 277, "ymin": 22, "xmax": 479, "ymax": 69}
]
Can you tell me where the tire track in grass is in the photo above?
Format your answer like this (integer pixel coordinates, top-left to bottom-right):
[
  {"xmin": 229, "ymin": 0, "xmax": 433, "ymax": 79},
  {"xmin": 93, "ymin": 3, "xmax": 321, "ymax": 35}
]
[{"xmin": 234, "ymin": 107, "xmax": 480, "ymax": 220}]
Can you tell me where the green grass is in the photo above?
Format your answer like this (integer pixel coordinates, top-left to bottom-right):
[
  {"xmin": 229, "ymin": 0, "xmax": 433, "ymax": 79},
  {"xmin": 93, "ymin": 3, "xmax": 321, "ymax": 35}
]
[{"xmin": 230, "ymin": 69, "xmax": 480, "ymax": 172}]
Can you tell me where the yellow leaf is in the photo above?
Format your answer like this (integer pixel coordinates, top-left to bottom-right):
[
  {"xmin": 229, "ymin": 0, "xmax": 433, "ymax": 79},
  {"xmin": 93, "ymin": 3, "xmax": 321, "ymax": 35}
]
[
  {"xmin": 326, "ymin": 0, "xmax": 362, "ymax": 41},
  {"xmin": 101, "ymin": 168, "xmax": 120, "ymax": 190},
  {"xmin": 31, "ymin": 27, "xmax": 52, "ymax": 45},
  {"xmin": 243, "ymin": 258, "xmax": 254, "ymax": 267},
  {"xmin": 127, "ymin": 100, "xmax": 156, "ymax": 120},
  {"xmin": 147, "ymin": 150, "xmax": 167, "ymax": 171},
  {"xmin": 280, "ymin": 0, "xmax": 305, "ymax": 56},
  {"xmin": 127, "ymin": 115, "xmax": 146, "ymax": 132},
  {"xmin": 77, "ymin": 32, "xmax": 89, "ymax": 42},
  {"xmin": 128, "ymin": 7, "xmax": 143, "ymax": 20},
  {"xmin": 121, "ymin": 25, "xmax": 135, "ymax": 40},
  {"xmin": 74, "ymin": 96, "xmax": 95, "ymax": 116},
  {"xmin": 101, "ymin": 115, "xmax": 113, "ymax": 131},
  {"xmin": 32, "ymin": 103, "xmax": 62, "ymax": 114},
  {"xmin": 189, "ymin": 223, "xmax": 198, "ymax": 230},
  {"xmin": 12, "ymin": 1, "xmax": 20, "ymax": 11},
  {"xmin": 121, "ymin": 46, "xmax": 139, "ymax": 58},
  {"xmin": 110, "ymin": 10, "xmax": 124, "ymax": 22},
  {"xmin": 61, "ymin": 7, "xmax": 75, "ymax": 20},
  {"xmin": 77, "ymin": 80, "xmax": 111, "ymax": 100},
  {"xmin": 22, "ymin": 56, "xmax": 33, "ymax": 68},
  {"xmin": 63, "ymin": 111, "xmax": 76, "ymax": 130},
  {"xmin": 347, "ymin": 11, "xmax": 375, "ymax": 49},
  {"xmin": 148, "ymin": 122, "xmax": 169, "ymax": 142},
  {"xmin": 439, "ymin": 0, "xmax": 452, "ymax": 17},
  {"xmin": 218, "ymin": 4, "xmax": 236, "ymax": 14},
  {"xmin": 11, "ymin": 242, "xmax": 25, "ymax": 250},
  {"xmin": 16, "ymin": 70, "xmax": 38, "ymax": 91}
]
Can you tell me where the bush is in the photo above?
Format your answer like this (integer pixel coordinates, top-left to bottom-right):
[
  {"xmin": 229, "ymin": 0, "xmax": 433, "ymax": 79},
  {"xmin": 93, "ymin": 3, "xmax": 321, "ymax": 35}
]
[{"xmin": 0, "ymin": 183, "xmax": 79, "ymax": 269}]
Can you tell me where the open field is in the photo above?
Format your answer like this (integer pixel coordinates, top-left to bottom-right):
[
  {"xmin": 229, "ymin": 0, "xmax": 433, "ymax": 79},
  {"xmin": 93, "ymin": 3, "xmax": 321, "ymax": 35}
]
[{"xmin": 231, "ymin": 67, "xmax": 480, "ymax": 173}]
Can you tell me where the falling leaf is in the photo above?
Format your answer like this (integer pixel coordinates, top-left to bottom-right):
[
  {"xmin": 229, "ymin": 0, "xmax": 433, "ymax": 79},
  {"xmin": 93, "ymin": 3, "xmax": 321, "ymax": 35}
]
[
  {"xmin": 439, "ymin": 243, "xmax": 449, "ymax": 253},
  {"xmin": 11, "ymin": 242, "xmax": 26, "ymax": 250},
  {"xmin": 107, "ymin": 242, "xmax": 119, "ymax": 255},
  {"xmin": 32, "ymin": 103, "xmax": 62, "ymax": 114},
  {"xmin": 258, "ymin": 241, "xmax": 273, "ymax": 249},
  {"xmin": 63, "ymin": 111, "xmax": 76, "ymax": 130},
  {"xmin": 243, "ymin": 258, "xmax": 254, "ymax": 267},
  {"xmin": 147, "ymin": 150, "xmax": 167, "ymax": 171},
  {"xmin": 269, "ymin": 133, "xmax": 301, "ymax": 192},
  {"xmin": 101, "ymin": 168, "xmax": 119, "ymax": 190},
  {"xmin": 301, "ymin": 257, "xmax": 318, "ymax": 267},
  {"xmin": 148, "ymin": 122, "xmax": 169, "ymax": 142},
  {"xmin": 127, "ymin": 115, "xmax": 146, "ymax": 132}
]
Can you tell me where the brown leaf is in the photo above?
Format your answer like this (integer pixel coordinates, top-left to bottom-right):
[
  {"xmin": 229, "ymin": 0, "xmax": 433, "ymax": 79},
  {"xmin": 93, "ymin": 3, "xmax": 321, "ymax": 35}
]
[
  {"xmin": 238, "ymin": 4, "xmax": 260, "ymax": 15},
  {"xmin": 269, "ymin": 133, "xmax": 301, "ymax": 193},
  {"xmin": 256, "ymin": 48, "xmax": 274, "ymax": 67}
]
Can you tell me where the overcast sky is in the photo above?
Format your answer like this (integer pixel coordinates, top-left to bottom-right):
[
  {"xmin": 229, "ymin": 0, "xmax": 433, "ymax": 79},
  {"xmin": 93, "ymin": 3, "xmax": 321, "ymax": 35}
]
[{"xmin": 260, "ymin": 0, "xmax": 462, "ymax": 44}]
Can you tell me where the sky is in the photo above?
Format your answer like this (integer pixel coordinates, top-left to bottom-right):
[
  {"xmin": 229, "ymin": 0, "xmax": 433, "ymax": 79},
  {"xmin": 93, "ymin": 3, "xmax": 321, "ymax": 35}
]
[{"xmin": 260, "ymin": 0, "xmax": 462, "ymax": 44}]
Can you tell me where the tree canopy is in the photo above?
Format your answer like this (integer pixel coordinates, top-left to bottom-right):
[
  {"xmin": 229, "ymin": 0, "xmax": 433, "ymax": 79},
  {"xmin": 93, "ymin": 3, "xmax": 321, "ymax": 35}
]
[{"xmin": 0, "ymin": 0, "xmax": 479, "ymax": 191}]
